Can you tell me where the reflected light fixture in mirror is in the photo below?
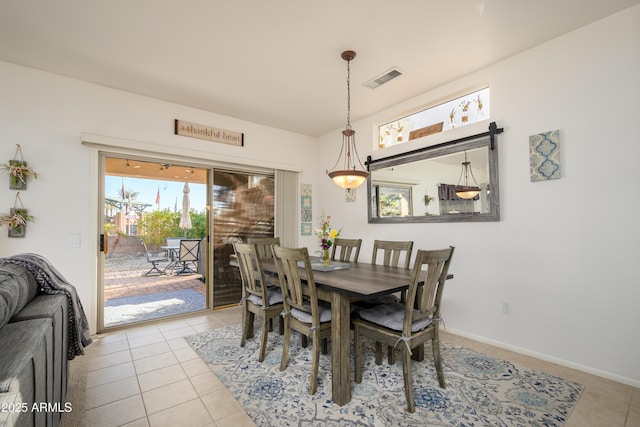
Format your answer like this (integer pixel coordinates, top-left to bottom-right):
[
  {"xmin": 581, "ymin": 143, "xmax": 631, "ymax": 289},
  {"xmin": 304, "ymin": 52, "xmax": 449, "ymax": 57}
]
[
  {"xmin": 327, "ymin": 50, "xmax": 369, "ymax": 189},
  {"xmin": 454, "ymin": 151, "xmax": 481, "ymax": 199}
]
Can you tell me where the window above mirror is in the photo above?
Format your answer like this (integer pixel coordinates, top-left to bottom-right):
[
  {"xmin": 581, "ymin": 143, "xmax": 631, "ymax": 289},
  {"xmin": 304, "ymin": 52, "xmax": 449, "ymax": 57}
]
[
  {"xmin": 367, "ymin": 122, "xmax": 502, "ymax": 223},
  {"xmin": 377, "ymin": 87, "xmax": 490, "ymax": 150}
]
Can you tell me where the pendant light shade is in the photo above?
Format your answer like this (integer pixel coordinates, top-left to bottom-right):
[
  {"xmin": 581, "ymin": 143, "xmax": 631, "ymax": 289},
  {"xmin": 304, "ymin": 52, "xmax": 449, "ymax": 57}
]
[
  {"xmin": 454, "ymin": 151, "xmax": 481, "ymax": 199},
  {"xmin": 326, "ymin": 50, "xmax": 369, "ymax": 189}
]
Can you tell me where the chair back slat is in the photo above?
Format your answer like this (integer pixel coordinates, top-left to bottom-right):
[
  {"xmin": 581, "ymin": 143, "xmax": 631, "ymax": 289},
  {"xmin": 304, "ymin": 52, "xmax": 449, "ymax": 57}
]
[
  {"xmin": 233, "ymin": 242, "xmax": 269, "ymax": 301},
  {"xmin": 372, "ymin": 240, "xmax": 414, "ymax": 268},
  {"xmin": 331, "ymin": 238, "xmax": 362, "ymax": 262},
  {"xmin": 404, "ymin": 247, "xmax": 455, "ymax": 335},
  {"xmin": 247, "ymin": 237, "xmax": 280, "ymax": 259},
  {"xmin": 272, "ymin": 246, "xmax": 320, "ymax": 325}
]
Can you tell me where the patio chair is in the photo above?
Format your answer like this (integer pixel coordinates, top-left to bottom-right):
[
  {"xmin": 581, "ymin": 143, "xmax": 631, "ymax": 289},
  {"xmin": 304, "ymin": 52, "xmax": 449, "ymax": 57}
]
[
  {"xmin": 233, "ymin": 242, "xmax": 284, "ymax": 362},
  {"xmin": 140, "ymin": 239, "xmax": 169, "ymax": 276},
  {"xmin": 272, "ymin": 245, "xmax": 332, "ymax": 395},
  {"xmin": 172, "ymin": 239, "xmax": 201, "ymax": 275},
  {"xmin": 353, "ymin": 246, "xmax": 455, "ymax": 413}
]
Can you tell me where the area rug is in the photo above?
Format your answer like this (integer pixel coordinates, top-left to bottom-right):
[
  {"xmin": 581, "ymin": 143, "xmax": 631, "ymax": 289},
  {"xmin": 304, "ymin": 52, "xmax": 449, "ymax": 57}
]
[
  {"xmin": 186, "ymin": 324, "xmax": 583, "ymax": 426},
  {"xmin": 104, "ymin": 289, "xmax": 205, "ymax": 327}
]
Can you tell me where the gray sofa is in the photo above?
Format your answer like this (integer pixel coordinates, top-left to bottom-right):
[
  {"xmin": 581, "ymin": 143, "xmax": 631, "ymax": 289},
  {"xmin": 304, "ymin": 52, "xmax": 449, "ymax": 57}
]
[{"xmin": 0, "ymin": 255, "xmax": 90, "ymax": 427}]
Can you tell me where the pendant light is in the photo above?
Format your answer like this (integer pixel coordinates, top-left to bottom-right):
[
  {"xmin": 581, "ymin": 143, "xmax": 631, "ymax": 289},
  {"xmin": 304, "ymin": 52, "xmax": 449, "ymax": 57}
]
[
  {"xmin": 327, "ymin": 50, "xmax": 369, "ymax": 189},
  {"xmin": 454, "ymin": 151, "xmax": 481, "ymax": 199}
]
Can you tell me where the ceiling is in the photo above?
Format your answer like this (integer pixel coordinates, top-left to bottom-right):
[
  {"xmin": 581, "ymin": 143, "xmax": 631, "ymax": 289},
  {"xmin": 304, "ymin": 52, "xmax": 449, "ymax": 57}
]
[
  {"xmin": 105, "ymin": 157, "xmax": 207, "ymax": 184},
  {"xmin": 1, "ymin": 1, "xmax": 637, "ymax": 137}
]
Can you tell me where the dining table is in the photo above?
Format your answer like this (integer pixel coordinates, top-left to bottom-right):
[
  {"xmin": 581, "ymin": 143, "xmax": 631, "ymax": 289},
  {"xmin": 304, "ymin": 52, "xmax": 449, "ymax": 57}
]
[{"xmin": 255, "ymin": 257, "xmax": 453, "ymax": 406}]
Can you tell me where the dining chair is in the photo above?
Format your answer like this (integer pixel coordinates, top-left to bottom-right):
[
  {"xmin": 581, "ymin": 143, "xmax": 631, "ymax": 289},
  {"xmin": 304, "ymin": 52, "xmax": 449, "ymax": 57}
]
[
  {"xmin": 173, "ymin": 239, "xmax": 201, "ymax": 275},
  {"xmin": 353, "ymin": 246, "xmax": 455, "ymax": 413},
  {"xmin": 271, "ymin": 245, "xmax": 332, "ymax": 395},
  {"xmin": 247, "ymin": 236, "xmax": 280, "ymax": 259},
  {"xmin": 330, "ymin": 238, "xmax": 362, "ymax": 263},
  {"xmin": 355, "ymin": 240, "xmax": 414, "ymax": 312},
  {"xmin": 247, "ymin": 237, "xmax": 281, "ymax": 293},
  {"xmin": 371, "ymin": 239, "xmax": 414, "ymax": 268},
  {"xmin": 233, "ymin": 242, "xmax": 284, "ymax": 362},
  {"xmin": 139, "ymin": 239, "xmax": 169, "ymax": 276}
]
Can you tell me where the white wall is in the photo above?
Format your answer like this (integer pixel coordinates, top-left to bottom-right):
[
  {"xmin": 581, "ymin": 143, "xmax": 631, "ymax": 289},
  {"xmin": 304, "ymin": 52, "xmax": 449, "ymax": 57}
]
[
  {"xmin": 0, "ymin": 62, "xmax": 318, "ymax": 335},
  {"xmin": 316, "ymin": 5, "xmax": 640, "ymax": 386}
]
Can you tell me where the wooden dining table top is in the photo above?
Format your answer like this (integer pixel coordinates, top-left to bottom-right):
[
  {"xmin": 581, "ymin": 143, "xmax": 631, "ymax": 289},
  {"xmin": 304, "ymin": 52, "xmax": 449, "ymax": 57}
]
[{"xmin": 259, "ymin": 257, "xmax": 452, "ymax": 300}]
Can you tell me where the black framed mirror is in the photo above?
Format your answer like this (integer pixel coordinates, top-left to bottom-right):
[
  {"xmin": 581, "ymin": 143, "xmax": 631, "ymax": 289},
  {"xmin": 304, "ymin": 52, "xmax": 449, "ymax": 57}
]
[{"xmin": 366, "ymin": 123, "xmax": 501, "ymax": 223}]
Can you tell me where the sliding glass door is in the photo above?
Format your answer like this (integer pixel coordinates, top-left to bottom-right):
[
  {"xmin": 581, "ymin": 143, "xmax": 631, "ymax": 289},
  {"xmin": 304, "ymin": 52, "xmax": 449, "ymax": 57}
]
[
  {"xmin": 211, "ymin": 170, "xmax": 274, "ymax": 307},
  {"xmin": 99, "ymin": 153, "xmax": 276, "ymax": 329}
]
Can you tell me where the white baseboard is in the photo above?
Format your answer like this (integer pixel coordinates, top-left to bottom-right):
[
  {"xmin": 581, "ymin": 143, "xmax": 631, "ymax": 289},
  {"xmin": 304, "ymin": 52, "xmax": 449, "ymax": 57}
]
[{"xmin": 445, "ymin": 327, "xmax": 640, "ymax": 389}]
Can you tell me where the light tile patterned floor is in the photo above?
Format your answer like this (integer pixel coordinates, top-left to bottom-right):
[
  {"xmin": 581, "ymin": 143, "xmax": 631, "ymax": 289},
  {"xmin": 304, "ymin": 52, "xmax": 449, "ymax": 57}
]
[{"xmin": 61, "ymin": 306, "xmax": 640, "ymax": 427}]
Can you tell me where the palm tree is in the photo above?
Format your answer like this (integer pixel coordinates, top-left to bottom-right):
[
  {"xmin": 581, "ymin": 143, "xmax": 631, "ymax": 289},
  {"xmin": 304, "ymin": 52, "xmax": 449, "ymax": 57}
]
[{"xmin": 117, "ymin": 187, "xmax": 140, "ymax": 202}]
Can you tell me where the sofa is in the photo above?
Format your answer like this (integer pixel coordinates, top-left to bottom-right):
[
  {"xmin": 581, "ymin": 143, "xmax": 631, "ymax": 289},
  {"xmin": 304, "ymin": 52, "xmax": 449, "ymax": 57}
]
[{"xmin": 0, "ymin": 255, "xmax": 91, "ymax": 427}]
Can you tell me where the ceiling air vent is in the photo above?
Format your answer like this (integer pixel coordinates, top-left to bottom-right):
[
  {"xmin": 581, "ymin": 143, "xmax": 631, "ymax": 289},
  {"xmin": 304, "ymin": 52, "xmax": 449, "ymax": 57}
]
[{"xmin": 364, "ymin": 67, "xmax": 404, "ymax": 89}]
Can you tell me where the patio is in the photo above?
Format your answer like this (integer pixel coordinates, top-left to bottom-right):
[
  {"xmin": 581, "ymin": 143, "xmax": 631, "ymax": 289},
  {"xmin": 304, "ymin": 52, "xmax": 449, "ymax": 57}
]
[{"xmin": 104, "ymin": 253, "xmax": 206, "ymax": 327}]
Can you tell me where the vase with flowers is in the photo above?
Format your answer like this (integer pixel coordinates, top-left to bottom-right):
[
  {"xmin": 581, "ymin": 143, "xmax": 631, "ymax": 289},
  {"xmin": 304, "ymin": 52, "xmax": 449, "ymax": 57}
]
[
  {"xmin": 459, "ymin": 100, "xmax": 471, "ymax": 125},
  {"xmin": 474, "ymin": 94, "xmax": 484, "ymax": 120},
  {"xmin": 315, "ymin": 212, "xmax": 341, "ymax": 266}
]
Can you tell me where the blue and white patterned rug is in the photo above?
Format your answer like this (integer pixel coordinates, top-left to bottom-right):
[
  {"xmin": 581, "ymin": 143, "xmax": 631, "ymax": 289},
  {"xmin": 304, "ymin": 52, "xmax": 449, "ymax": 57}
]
[{"xmin": 186, "ymin": 324, "xmax": 583, "ymax": 426}]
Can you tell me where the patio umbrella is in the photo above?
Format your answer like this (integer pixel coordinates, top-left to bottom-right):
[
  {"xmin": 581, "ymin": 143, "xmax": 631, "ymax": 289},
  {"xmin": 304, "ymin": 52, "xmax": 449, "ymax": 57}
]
[{"xmin": 179, "ymin": 182, "xmax": 192, "ymax": 237}]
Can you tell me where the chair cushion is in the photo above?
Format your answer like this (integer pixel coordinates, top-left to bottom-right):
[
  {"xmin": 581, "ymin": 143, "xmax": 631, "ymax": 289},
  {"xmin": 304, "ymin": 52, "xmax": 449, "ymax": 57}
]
[
  {"xmin": 247, "ymin": 286, "xmax": 283, "ymax": 306},
  {"xmin": 359, "ymin": 302, "xmax": 432, "ymax": 332},
  {"xmin": 290, "ymin": 302, "xmax": 331, "ymax": 324}
]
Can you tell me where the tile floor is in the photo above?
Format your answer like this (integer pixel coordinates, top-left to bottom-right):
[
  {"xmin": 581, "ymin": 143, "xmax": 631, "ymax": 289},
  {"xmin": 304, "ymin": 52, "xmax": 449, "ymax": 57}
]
[{"xmin": 60, "ymin": 306, "xmax": 640, "ymax": 427}]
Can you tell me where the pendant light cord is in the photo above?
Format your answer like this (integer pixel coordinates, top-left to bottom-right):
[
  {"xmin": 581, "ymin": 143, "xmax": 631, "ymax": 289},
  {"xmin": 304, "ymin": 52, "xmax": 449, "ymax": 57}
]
[{"xmin": 346, "ymin": 57, "xmax": 351, "ymax": 129}]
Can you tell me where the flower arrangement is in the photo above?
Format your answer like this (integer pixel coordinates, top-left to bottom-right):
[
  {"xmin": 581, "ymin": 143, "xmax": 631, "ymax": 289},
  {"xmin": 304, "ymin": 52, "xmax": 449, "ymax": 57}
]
[
  {"xmin": 459, "ymin": 100, "xmax": 471, "ymax": 124},
  {"xmin": 474, "ymin": 94, "xmax": 484, "ymax": 119},
  {"xmin": 392, "ymin": 121, "xmax": 404, "ymax": 142},
  {"xmin": 2, "ymin": 145, "xmax": 38, "ymax": 189},
  {"xmin": 449, "ymin": 108, "xmax": 456, "ymax": 129},
  {"xmin": 1, "ymin": 160, "xmax": 38, "ymax": 187},
  {"xmin": 1, "ymin": 193, "xmax": 35, "ymax": 237},
  {"xmin": 315, "ymin": 212, "xmax": 341, "ymax": 264},
  {"xmin": 0, "ymin": 209, "xmax": 34, "ymax": 229}
]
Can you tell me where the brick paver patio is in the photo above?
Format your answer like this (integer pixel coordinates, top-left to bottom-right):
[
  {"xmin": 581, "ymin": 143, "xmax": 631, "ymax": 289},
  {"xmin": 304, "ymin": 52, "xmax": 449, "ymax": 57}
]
[{"xmin": 104, "ymin": 268, "xmax": 206, "ymax": 301}]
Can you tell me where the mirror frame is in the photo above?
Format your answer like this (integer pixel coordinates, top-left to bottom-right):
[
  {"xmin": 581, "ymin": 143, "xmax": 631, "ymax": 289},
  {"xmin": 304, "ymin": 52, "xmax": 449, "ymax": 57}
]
[{"xmin": 366, "ymin": 124, "xmax": 501, "ymax": 223}]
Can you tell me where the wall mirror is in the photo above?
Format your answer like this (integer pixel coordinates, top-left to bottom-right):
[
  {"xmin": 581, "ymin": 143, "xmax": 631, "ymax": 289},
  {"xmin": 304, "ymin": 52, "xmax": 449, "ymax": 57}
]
[{"xmin": 366, "ymin": 124, "xmax": 501, "ymax": 223}]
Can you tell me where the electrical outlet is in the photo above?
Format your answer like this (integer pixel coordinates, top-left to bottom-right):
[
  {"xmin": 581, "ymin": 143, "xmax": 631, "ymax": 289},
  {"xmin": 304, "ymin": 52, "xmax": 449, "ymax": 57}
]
[{"xmin": 502, "ymin": 301, "xmax": 512, "ymax": 315}]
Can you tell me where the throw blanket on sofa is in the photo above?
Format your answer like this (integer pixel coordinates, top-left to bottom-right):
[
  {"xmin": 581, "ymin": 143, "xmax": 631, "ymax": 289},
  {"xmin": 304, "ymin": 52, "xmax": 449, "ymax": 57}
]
[{"xmin": 0, "ymin": 253, "xmax": 92, "ymax": 359}]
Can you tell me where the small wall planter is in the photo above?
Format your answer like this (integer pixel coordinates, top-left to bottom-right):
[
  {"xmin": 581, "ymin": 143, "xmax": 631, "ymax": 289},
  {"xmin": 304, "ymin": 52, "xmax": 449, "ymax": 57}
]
[
  {"xmin": 1, "ymin": 144, "xmax": 38, "ymax": 190},
  {"xmin": 1, "ymin": 193, "xmax": 35, "ymax": 238}
]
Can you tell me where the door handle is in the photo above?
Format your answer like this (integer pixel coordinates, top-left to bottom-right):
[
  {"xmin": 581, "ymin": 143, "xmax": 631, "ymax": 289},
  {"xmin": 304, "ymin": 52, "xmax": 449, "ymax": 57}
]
[{"xmin": 100, "ymin": 234, "xmax": 108, "ymax": 254}]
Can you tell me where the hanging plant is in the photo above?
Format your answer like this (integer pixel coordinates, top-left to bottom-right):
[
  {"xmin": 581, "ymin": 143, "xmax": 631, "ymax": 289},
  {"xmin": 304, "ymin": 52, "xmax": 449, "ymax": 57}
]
[
  {"xmin": 0, "ymin": 192, "xmax": 35, "ymax": 237},
  {"xmin": 0, "ymin": 144, "xmax": 38, "ymax": 189}
]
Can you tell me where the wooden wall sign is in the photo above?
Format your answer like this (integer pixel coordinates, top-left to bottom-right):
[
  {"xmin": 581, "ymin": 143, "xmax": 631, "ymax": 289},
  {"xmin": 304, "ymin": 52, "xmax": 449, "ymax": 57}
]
[
  {"xmin": 175, "ymin": 119, "xmax": 244, "ymax": 146},
  {"xmin": 409, "ymin": 122, "xmax": 444, "ymax": 140}
]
